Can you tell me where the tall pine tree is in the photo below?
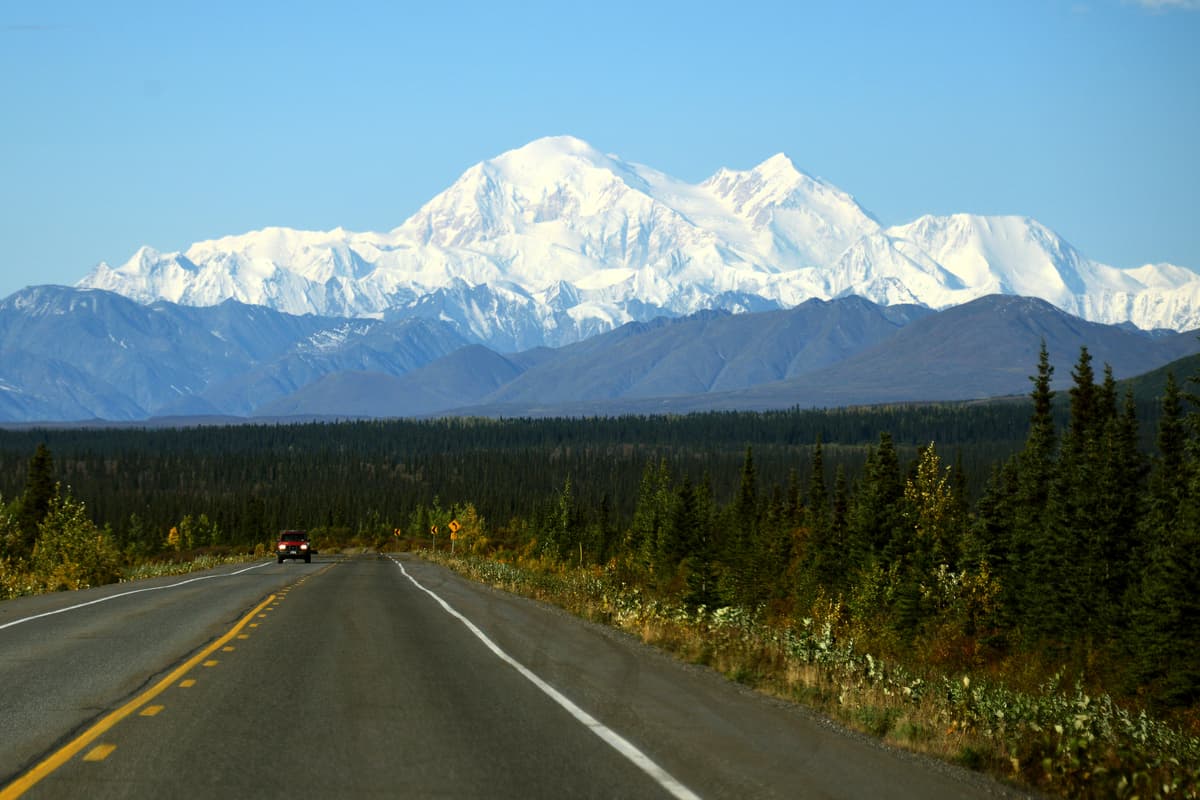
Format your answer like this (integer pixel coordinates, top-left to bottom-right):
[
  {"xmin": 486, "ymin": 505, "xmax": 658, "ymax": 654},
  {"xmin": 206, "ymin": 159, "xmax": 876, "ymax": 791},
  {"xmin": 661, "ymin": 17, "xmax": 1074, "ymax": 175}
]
[{"xmin": 15, "ymin": 444, "xmax": 57, "ymax": 560}]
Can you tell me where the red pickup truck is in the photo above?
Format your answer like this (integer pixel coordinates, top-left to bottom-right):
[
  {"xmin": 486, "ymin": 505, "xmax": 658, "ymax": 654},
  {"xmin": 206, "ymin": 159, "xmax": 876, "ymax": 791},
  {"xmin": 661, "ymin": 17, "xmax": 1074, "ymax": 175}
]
[{"xmin": 276, "ymin": 530, "xmax": 311, "ymax": 563}]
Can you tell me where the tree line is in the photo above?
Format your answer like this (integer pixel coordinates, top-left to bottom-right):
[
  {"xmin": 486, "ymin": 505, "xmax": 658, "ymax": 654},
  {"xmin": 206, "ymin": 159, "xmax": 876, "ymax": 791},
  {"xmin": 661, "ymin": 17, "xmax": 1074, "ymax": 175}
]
[{"xmin": 0, "ymin": 403, "xmax": 1049, "ymax": 556}]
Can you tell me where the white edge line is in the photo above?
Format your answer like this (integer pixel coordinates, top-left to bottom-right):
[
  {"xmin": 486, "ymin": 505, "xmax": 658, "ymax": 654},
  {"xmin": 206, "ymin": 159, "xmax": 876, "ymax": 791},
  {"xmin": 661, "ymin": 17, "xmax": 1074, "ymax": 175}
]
[
  {"xmin": 0, "ymin": 560, "xmax": 275, "ymax": 631},
  {"xmin": 390, "ymin": 557, "xmax": 702, "ymax": 800}
]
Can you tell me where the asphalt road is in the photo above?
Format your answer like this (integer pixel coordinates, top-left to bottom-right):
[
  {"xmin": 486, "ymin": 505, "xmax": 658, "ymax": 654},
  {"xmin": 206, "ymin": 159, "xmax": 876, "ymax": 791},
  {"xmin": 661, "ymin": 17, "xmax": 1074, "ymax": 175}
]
[{"xmin": 0, "ymin": 554, "xmax": 1026, "ymax": 799}]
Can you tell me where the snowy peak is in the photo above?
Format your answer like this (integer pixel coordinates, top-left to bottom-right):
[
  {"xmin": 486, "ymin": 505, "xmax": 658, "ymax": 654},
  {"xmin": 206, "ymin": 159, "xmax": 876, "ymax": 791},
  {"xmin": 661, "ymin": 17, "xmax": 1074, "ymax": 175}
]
[
  {"xmin": 707, "ymin": 153, "xmax": 831, "ymax": 212},
  {"xmin": 885, "ymin": 214, "xmax": 1091, "ymax": 303},
  {"xmin": 486, "ymin": 135, "xmax": 635, "ymax": 186},
  {"xmin": 701, "ymin": 154, "xmax": 880, "ymax": 266},
  {"xmin": 72, "ymin": 135, "xmax": 1200, "ymax": 345},
  {"xmin": 186, "ymin": 226, "xmax": 360, "ymax": 267},
  {"xmin": 395, "ymin": 136, "xmax": 655, "ymax": 249}
]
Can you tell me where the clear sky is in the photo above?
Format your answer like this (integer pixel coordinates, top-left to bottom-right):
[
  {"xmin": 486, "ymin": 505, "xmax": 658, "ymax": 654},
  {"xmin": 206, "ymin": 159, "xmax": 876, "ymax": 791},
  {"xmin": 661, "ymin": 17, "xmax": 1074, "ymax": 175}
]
[{"xmin": 1, "ymin": 0, "xmax": 1197, "ymax": 300}]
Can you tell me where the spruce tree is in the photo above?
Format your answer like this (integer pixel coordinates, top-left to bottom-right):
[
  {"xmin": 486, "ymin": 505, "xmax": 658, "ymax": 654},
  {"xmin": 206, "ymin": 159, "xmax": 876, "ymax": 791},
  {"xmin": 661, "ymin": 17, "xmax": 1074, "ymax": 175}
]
[
  {"xmin": 807, "ymin": 438, "xmax": 829, "ymax": 532},
  {"xmin": 657, "ymin": 477, "xmax": 697, "ymax": 581},
  {"xmin": 1067, "ymin": 346, "xmax": 1098, "ymax": 444},
  {"xmin": 1088, "ymin": 390, "xmax": 1145, "ymax": 634},
  {"xmin": 683, "ymin": 475, "xmax": 720, "ymax": 611},
  {"xmin": 628, "ymin": 459, "xmax": 671, "ymax": 570},
  {"xmin": 1147, "ymin": 372, "xmax": 1187, "ymax": 515},
  {"xmin": 15, "ymin": 444, "xmax": 56, "ymax": 560},
  {"xmin": 721, "ymin": 447, "xmax": 761, "ymax": 607},
  {"xmin": 1127, "ymin": 485, "xmax": 1200, "ymax": 707},
  {"xmin": 830, "ymin": 464, "xmax": 851, "ymax": 573},
  {"xmin": 971, "ymin": 459, "xmax": 1021, "ymax": 642},
  {"xmin": 803, "ymin": 439, "xmax": 839, "ymax": 597},
  {"xmin": 1125, "ymin": 371, "xmax": 1199, "ymax": 705},
  {"xmin": 786, "ymin": 467, "xmax": 803, "ymax": 527},
  {"xmin": 848, "ymin": 432, "xmax": 903, "ymax": 566},
  {"xmin": 1028, "ymin": 347, "xmax": 1105, "ymax": 647}
]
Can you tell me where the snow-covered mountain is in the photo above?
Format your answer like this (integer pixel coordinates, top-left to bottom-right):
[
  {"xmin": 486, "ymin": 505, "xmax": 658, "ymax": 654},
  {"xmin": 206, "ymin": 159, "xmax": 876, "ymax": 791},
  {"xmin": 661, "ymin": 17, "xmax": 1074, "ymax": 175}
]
[{"xmin": 77, "ymin": 135, "xmax": 1200, "ymax": 348}]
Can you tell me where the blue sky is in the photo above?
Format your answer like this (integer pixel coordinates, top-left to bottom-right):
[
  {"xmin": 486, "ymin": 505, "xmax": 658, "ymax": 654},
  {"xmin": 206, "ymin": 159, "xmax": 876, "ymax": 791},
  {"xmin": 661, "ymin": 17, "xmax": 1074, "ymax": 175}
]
[{"xmin": 1, "ymin": 0, "xmax": 1197, "ymax": 299}]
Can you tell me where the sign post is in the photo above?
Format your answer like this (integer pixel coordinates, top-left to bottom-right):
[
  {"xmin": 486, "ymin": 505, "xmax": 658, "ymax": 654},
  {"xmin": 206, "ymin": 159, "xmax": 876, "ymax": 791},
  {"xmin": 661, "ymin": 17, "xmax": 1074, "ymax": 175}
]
[{"xmin": 430, "ymin": 524, "xmax": 438, "ymax": 551}]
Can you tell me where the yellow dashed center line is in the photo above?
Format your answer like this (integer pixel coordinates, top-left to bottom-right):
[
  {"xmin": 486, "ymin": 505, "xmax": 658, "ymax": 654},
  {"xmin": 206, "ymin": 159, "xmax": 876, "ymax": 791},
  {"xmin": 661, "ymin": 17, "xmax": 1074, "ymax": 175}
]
[
  {"xmin": 0, "ymin": 594, "xmax": 275, "ymax": 800},
  {"xmin": 82, "ymin": 744, "xmax": 116, "ymax": 762},
  {"xmin": 203, "ymin": 660, "xmax": 219, "ymax": 668},
  {"xmin": 179, "ymin": 679, "xmax": 196, "ymax": 688},
  {"xmin": 139, "ymin": 706, "xmax": 164, "ymax": 717}
]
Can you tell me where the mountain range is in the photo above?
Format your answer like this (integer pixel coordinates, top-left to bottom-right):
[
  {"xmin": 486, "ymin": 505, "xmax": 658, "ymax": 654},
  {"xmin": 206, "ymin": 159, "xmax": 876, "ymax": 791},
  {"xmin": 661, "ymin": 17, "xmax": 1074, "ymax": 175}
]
[
  {"xmin": 76, "ymin": 136, "xmax": 1200, "ymax": 352},
  {"xmin": 1, "ymin": 285, "xmax": 1195, "ymax": 423},
  {"xmin": 6, "ymin": 135, "xmax": 1198, "ymax": 423}
]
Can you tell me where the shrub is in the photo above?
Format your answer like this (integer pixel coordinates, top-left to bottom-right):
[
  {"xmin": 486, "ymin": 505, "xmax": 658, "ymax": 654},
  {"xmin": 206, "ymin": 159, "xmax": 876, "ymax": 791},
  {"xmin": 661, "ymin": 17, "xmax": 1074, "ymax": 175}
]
[{"xmin": 29, "ymin": 493, "xmax": 121, "ymax": 591}]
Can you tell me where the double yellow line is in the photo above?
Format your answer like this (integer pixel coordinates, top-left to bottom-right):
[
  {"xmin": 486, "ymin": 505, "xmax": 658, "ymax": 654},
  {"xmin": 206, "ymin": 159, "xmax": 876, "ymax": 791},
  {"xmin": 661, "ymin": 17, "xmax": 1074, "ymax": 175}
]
[{"xmin": 0, "ymin": 594, "xmax": 276, "ymax": 799}]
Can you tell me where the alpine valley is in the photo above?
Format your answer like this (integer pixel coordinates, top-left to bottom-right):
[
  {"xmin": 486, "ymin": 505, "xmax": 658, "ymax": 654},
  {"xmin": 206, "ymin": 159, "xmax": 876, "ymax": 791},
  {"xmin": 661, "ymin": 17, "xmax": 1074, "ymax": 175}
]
[{"xmin": 4, "ymin": 135, "xmax": 1199, "ymax": 422}]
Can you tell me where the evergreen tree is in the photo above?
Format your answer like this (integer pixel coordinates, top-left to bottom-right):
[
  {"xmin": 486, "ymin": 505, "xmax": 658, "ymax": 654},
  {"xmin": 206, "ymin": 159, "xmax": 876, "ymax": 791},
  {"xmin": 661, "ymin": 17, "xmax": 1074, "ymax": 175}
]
[
  {"xmin": 803, "ymin": 439, "xmax": 841, "ymax": 597},
  {"xmin": 656, "ymin": 477, "xmax": 697, "ymax": 581},
  {"xmin": 1067, "ymin": 346, "xmax": 1098, "ymax": 445},
  {"xmin": 545, "ymin": 476, "xmax": 583, "ymax": 562},
  {"xmin": 16, "ymin": 444, "xmax": 57, "ymax": 559},
  {"xmin": 628, "ymin": 459, "xmax": 671, "ymax": 570},
  {"xmin": 1028, "ymin": 347, "xmax": 1108, "ymax": 646},
  {"xmin": 1097, "ymin": 363, "xmax": 1119, "ymax": 425},
  {"xmin": 754, "ymin": 485, "xmax": 794, "ymax": 604},
  {"xmin": 807, "ymin": 438, "xmax": 829, "ymax": 533},
  {"xmin": 594, "ymin": 493, "xmax": 617, "ymax": 564},
  {"xmin": 999, "ymin": 342, "xmax": 1057, "ymax": 628},
  {"xmin": 1126, "ymin": 479, "xmax": 1200, "ymax": 707},
  {"xmin": 1124, "ymin": 370, "xmax": 1199, "ymax": 705},
  {"xmin": 830, "ymin": 464, "xmax": 850, "ymax": 566},
  {"xmin": 971, "ymin": 461, "xmax": 1017, "ymax": 572},
  {"xmin": 785, "ymin": 467, "xmax": 803, "ymax": 527},
  {"xmin": 1096, "ymin": 392, "xmax": 1145, "ymax": 616},
  {"xmin": 736, "ymin": 446, "xmax": 758, "ymax": 521},
  {"xmin": 1145, "ymin": 372, "xmax": 1187, "ymax": 525},
  {"xmin": 721, "ymin": 447, "xmax": 761, "ymax": 606},
  {"xmin": 1075, "ymin": 370, "xmax": 1143, "ymax": 639},
  {"xmin": 848, "ymin": 432, "xmax": 904, "ymax": 565},
  {"xmin": 682, "ymin": 475, "xmax": 720, "ymax": 611}
]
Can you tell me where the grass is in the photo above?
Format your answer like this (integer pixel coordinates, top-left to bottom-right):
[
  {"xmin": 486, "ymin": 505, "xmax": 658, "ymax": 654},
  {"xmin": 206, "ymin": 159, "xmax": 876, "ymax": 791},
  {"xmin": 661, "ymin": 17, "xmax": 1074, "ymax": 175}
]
[
  {"xmin": 1, "ymin": 547, "xmax": 266, "ymax": 599},
  {"xmin": 119, "ymin": 550, "xmax": 264, "ymax": 581}
]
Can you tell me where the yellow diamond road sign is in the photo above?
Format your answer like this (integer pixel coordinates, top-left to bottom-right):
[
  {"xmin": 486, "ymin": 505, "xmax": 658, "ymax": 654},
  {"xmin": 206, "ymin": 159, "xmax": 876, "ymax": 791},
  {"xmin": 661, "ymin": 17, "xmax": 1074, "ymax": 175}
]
[{"xmin": 448, "ymin": 519, "xmax": 461, "ymax": 534}]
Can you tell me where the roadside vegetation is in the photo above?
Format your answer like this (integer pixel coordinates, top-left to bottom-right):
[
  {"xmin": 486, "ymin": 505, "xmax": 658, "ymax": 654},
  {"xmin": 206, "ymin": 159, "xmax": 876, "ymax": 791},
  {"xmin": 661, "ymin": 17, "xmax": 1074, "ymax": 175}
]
[
  {"xmin": 0, "ymin": 342, "xmax": 1196, "ymax": 796},
  {"xmin": 0, "ymin": 448, "xmax": 260, "ymax": 597},
  {"xmin": 428, "ymin": 550, "xmax": 1198, "ymax": 798}
]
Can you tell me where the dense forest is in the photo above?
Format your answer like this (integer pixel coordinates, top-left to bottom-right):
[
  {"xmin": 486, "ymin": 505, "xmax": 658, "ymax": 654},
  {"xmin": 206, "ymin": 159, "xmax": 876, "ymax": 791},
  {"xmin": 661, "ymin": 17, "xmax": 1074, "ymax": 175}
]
[
  {"xmin": 0, "ymin": 400, "xmax": 1062, "ymax": 553},
  {"xmin": 0, "ymin": 344, "xmax": 1194, "ymax": 716}
]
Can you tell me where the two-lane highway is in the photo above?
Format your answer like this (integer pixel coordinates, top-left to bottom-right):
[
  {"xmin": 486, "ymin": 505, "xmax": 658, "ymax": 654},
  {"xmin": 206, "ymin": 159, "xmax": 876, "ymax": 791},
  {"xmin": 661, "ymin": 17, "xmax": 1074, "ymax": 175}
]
[{"xmin": 1, "ymin": 555, "xmax": 1024, "ymax": 798}]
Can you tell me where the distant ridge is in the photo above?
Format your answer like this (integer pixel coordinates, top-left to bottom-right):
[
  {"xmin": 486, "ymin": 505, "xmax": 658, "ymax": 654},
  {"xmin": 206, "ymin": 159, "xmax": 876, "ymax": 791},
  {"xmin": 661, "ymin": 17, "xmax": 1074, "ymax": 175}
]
[{"xmin": 3, "ymin": 285, "xmax": 1194, "ymax": 423}]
